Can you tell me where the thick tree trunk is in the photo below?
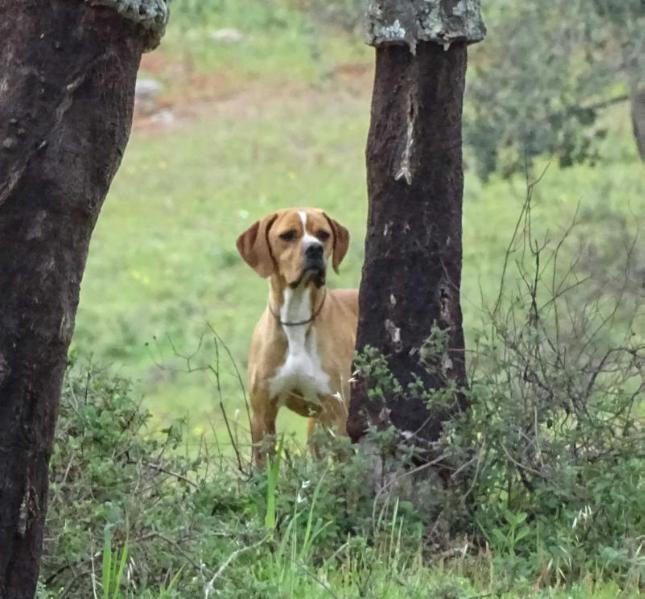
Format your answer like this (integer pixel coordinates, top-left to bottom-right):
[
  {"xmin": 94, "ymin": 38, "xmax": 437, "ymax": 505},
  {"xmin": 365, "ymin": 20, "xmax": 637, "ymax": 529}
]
[
  {"xmin": 0, "ymin": 2, "xmax": 148, "ymax": 596},
  {"xmin": 347, "ymin": 41, "xmax": 468, "ymax": 447}
]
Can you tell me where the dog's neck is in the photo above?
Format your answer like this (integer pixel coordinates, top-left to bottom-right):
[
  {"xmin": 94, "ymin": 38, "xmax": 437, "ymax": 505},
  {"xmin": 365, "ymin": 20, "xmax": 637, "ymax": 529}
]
[{"xmin": 269, "ymin": 277, "xmax": 325, "ymax": 333}]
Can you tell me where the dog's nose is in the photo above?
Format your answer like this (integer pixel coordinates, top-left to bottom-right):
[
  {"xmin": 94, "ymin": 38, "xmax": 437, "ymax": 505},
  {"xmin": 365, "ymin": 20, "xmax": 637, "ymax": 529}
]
[{"xmin": 305, "ymin": 244, "xmax": 323, "ymax": 260}]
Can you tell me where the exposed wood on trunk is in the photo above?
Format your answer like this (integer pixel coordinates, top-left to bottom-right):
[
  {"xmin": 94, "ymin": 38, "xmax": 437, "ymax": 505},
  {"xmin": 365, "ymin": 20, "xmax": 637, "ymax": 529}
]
[{"xmin": 0, "ymin": 2, "xmax": 147, "ymax": 596}]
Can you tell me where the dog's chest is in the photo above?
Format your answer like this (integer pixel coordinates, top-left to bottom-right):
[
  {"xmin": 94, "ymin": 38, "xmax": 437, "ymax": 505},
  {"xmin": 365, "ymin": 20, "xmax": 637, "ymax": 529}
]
[
  {"xmin": 268, "ymin": 330, "xmax": 330, "ymax": 404},
  {"xmin": 267, "ymin": 289, "xmax": 331, "ymax": 404}
]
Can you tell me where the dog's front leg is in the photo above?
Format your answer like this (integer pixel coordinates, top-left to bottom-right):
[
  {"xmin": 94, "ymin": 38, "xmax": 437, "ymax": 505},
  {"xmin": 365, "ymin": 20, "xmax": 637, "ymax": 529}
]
[
  {"xmin": 250, "ymin": 390, "xmax": 278, "ymax": 468},
  {"xmin": 307, "ymin": 394, "xmax": 349, "ymax": 457}
]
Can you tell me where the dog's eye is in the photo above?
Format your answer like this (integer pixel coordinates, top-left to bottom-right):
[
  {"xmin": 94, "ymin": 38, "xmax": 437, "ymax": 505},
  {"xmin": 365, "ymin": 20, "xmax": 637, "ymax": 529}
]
[
  {"xmin": 316, "ymin": 230, "xmax": 330, "ymax": 242},
  {"xmin": 279, "ymin": 229, "xmax": 297, "ymax": 242}
]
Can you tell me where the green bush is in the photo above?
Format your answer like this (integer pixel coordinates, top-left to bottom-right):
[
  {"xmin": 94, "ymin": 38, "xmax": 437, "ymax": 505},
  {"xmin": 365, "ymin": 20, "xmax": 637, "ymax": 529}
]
[
  {"xmin": 352, "ymin": 194, "xmax": 643, "ymax": 588},
  {"xmin": 40, "ymin": 367, "xmax": 428, "ymax": 597},
  {"xmin": 465, "ymin": 0, "xmax": 644, "ymax": 178},
  {"xmin": 41, "ymin": 367, "xmax": 264, "ymax": 597},
  {"xmin": 41, "ymin": 346, "xmax": 641, "ymax": 597}
]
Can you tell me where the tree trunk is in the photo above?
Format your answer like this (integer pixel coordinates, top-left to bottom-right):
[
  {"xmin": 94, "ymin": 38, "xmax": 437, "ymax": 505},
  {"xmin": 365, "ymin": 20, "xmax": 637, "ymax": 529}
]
[
  {"xmin": 348, "ymin": 2, "xmax": 484, "ymax": 452},
  {"xmin": 629, "ymin": 83, "xmax": 645, "ymax": 161},
  {"xmin": 347, "ymin": 41, "xmax": 469, "ymax": 447},
  {"xmin": 618, "ymin": 5, "xmax": 645, "ymax": 161},
  {"xmin": 0, "ymin": 1, "xmax": 160, "ymax": 596}
]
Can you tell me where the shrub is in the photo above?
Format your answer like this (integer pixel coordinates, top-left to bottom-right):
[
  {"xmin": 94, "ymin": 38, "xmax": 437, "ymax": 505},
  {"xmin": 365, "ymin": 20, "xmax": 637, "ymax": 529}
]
[
  {"xmin": 41, "ymin": 365, "xmax": 266, "ymax": 597},
  {"xmin": 40, "ymin": 366, "xmax": 426, "ymax": 597},
  {"xmin": 352, "ymin": 190, "xmax": 643, "ymax": 587}
]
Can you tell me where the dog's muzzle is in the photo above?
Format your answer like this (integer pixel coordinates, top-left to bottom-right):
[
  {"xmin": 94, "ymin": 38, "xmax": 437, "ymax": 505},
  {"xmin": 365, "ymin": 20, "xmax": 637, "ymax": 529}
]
[
  {"xmin": 291, "ymin": 244, "xmax": 326, "ymax": 288},
  {"xmin": 305, "ymin": 243, "xmax": 324, "ymax": 268}
]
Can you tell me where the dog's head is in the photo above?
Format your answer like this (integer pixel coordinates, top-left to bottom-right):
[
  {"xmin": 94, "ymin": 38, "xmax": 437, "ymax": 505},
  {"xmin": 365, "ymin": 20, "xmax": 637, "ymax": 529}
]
[{"xmin": 236, "ymin": 208, "xmax": 349, "ymax": 288}]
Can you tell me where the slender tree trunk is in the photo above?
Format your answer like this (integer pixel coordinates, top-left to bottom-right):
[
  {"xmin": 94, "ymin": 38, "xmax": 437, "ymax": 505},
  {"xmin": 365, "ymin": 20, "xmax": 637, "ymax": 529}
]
[
  {"xmin": 0, "ymin": 1, "xmax": 164, "ymax": 596},
  {"xmin": 629, "ymin": 83, "xmax": 645, "ymax": 161},
  {"xmin": 618, "ymin": 9, "xmax": 645, "ymax": 161},
  {"xmin": 348, "ymin": 0, "xmax": 484, "ymax": 454}
]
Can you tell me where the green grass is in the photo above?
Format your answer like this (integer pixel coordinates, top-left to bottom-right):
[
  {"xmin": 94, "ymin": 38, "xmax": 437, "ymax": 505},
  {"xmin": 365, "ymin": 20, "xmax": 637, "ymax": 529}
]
[
  {"xmin": 73, "ymin": 2, "xmax": 643, "ymax": 446},
  {"xmin": 42, "ymin": 373, "xmax": 643, "ymax": 597},
  {"xmin": 74, "ymin": 79, "xmax": 372, "ymax": 439},
  {"xmin": 161, "ymin": 0, "xmax": 370, "ymax": 84}
]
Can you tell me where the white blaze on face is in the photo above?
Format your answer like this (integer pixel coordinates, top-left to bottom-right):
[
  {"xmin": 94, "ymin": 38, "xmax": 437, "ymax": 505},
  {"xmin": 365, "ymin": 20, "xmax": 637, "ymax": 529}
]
[{"xmin": 299, "ymin": 210, "xmax": 322, "ymax": 252}]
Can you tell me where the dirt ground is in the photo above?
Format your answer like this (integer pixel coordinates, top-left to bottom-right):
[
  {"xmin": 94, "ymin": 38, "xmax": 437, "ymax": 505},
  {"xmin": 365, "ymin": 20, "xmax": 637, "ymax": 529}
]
[{"xmin": 134, "ymin": 51, "xmax": 374, "ymax": 132}]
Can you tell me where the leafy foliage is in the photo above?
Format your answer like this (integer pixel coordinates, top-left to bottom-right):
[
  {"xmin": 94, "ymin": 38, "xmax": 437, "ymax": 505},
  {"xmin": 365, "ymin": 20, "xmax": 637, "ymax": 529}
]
[
  {"xmin": 466, "ymin": 0, "xmax": 645, "ymax": 178},
  {"xmin": 353, "ymin": 186, "xmax": 643, "ymax": 587},
  {"xmin": 39, "ymin": 366, "xmax": 427, "ymax": 597}
]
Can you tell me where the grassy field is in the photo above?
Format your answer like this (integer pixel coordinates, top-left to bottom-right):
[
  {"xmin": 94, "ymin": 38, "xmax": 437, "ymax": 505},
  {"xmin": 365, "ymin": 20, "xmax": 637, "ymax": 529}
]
[
  {"xmin": 49, "ymin": 3, "xmax": 645, "ymax": 597},
  {"xmin": 72, "ymin": 2, "xmax": 643, "ymax": 447}
]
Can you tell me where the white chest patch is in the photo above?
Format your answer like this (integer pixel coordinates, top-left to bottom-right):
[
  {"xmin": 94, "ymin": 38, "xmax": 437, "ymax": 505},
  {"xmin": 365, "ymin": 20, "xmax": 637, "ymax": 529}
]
[{"xmin": 268, "ymin": 286, "xmax": 331, "ymax": 406}]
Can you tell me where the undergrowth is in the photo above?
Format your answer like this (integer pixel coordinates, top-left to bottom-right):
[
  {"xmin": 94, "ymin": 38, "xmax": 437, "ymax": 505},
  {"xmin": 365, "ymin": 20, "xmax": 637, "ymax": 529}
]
[
  {"xmin": 41, "ymin": 291, "xmax": 642, "ymax": 598},
  {"xmin": 39, "ymin": 357, "xmax": 642, "ymax": 597}
]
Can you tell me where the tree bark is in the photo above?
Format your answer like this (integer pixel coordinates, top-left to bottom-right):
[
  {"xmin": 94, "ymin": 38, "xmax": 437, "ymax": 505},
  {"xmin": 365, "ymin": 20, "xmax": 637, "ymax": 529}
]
[
  {"xmin": 347, "ymin": 41, "xmax": 469, "ymax": 447},
  {"xmin": 0, "ymin": 2, "xmax": 153, "ymax": 596}
]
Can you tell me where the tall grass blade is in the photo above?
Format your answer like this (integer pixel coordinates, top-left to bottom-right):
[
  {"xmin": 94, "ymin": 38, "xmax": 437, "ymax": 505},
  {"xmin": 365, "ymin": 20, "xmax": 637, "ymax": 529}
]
[
  {"xmin": 102, "ymin": 527, "xmax": 112, "ymax": 599},
  {"xmin": 265, "ymin": 434, "xmax": 284, "ymax": 529}
]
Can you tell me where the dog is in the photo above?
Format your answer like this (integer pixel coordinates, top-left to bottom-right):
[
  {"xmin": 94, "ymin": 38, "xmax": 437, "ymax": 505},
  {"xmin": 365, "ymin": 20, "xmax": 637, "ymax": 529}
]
[{"xmin": 236, "ymin": 208, "xmax": 358, "ymax": 465}]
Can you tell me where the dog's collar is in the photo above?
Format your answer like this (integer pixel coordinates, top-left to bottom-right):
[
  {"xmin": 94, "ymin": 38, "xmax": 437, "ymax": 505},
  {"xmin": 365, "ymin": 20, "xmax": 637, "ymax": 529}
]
[{"xmin": 269, "ymin": 289, "xmax": 327, "ymax": 327}]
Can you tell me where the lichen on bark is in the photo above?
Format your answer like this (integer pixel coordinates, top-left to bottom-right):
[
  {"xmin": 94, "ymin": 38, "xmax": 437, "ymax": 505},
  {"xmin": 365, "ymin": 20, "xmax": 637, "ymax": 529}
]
[
  {"xmin": 85, "ymin": 0, "xmax": 169, "ymax": 50},
  {"xmin": 366, "ymin": 0, "xmax": 485, "ymax": 52}
]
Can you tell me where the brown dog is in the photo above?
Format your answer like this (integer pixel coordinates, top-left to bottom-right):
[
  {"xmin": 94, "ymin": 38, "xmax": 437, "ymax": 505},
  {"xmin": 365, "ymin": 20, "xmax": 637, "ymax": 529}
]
[{"xmin": 236, "ymin": 208, "xmax": 358, "ymax": 465}]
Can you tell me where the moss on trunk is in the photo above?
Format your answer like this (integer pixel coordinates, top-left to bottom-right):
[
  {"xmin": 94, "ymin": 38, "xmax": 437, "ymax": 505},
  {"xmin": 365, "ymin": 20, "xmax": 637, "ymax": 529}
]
[{"xmin": 365, "ymin": 0, "xmax": 485, "ymax": 53}]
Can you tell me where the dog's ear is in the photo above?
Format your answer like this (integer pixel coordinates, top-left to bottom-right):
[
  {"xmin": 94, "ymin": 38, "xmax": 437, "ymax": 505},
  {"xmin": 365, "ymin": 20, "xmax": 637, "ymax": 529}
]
[
  {"xmin": 323, "ymin": 212, "xmax": 350, "ymax": 273},
  {"xmin": 236, "ymin": 213, "xmax": 278, "ymax": 278}
]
